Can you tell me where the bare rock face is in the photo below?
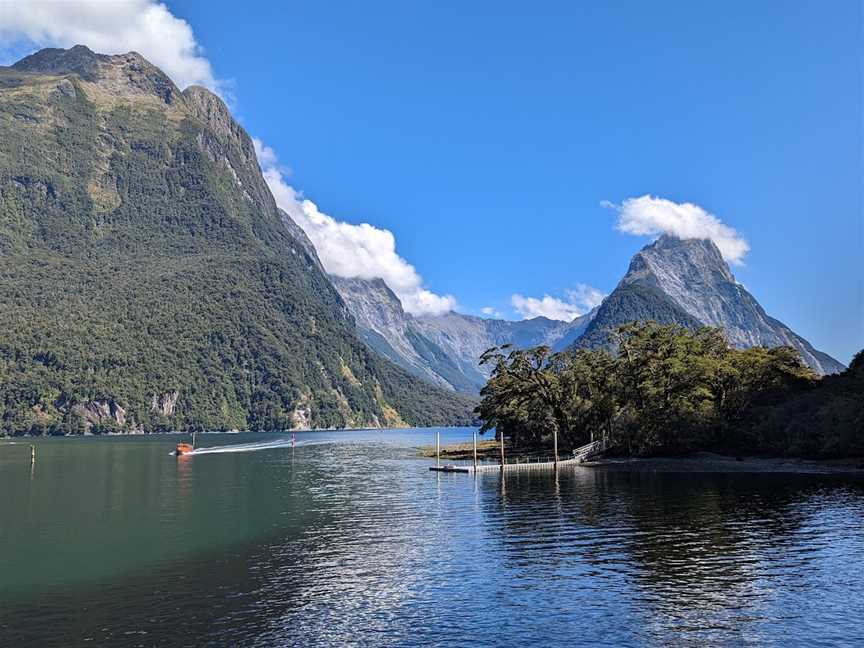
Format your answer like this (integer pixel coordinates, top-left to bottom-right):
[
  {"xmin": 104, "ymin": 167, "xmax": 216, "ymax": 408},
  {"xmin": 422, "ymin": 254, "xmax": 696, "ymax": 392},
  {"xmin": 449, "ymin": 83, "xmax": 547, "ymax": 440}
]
[
  {"xmin": 72, "ymin": 400, "xmax": 127, "ymax": 429},
  {"xmin": 150, "ymin": 391, "xmax": 179, "ymax": 417},
  {"xmin": 53, "ymin": 79, "xmax": 76, "ymax": 99},
  {"xmin": 415, "ymin": 310, "xmax": 594, "ymax": 370},
  {"xmin": 13, "ymin": 45, "xmax": 181, "ymax": 105},
  {"xmin": 330, "ymin": 275, "xmax": 460, "ymax": 390},
  {"xmin": 183, "ymin": 85, "xmax": 252, "ymax": 153},
  {"xmin": 291, "ymin": 405, "xmax": 311, "ymax": 430},
  {"xmin": 331, "ymin": 275, "xmax": 596, "ymax": 393},
  {"xmin": 580, "ymin": 235, "xmax": 845, "ymax": 374}
]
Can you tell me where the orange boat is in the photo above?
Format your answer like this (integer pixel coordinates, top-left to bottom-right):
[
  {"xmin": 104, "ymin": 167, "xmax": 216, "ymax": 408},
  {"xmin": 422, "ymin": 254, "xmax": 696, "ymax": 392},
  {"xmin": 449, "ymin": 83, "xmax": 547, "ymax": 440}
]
[
  {"xmin": 175, "ymin": 442, "xmax": 194, "ymax": 455},
  {"xmin": 175, "ymin": 432, "xmax": 197, "ymax": 456}
]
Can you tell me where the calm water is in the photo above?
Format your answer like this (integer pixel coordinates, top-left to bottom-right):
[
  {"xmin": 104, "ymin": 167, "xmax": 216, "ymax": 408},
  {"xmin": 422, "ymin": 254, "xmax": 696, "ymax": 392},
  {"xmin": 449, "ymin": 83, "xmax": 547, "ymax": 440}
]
[{"xmin": 1, "ymin": 429, "xmax": 863, "ymax": 647}]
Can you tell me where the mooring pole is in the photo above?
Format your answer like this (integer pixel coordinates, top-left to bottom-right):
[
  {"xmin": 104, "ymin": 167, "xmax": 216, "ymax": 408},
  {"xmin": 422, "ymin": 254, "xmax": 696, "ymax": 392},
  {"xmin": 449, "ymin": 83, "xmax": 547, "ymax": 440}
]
[
  {"xmin": 554, "ymin": 428, "xmax": 558, "ymax": 470},
  {"xmin": 436, "ymin": 429, "xmax": 440, "ymax": 467},
  {"xmin": 473, "ymin": 428, "xmax": 478, "ymax": 471},
  {"xmin": 30, "ymin": 444, "xmax": 35, "ymax": 464},
  {"xmin": 499, "ymin": 430, "xmax": 505, "ymax": 469}
]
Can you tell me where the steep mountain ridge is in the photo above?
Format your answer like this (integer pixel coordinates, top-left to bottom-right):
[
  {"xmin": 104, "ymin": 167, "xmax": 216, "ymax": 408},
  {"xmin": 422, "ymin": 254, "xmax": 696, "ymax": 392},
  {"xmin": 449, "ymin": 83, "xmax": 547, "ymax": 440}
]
[
  {"xmin": 330, "ymin": 276, "xmax": 478, "ymax": 391},
  {"xmin": 0, "ymin": 46, "xmax": 474, "ymax": 435},
  {"xmin": 578, "ymin": 235, "xmax": 844, "ymax": 374},
  {"xmin": 332, "ymin": 275, "xmax": 595, "ymax": 392},
  {"xmin": 413, "ymin": 310, "xmax": 595, "ymax": 379},
  {"xmin": 335, "ymin": 235, "xmax": 842, "ymax": 388}
]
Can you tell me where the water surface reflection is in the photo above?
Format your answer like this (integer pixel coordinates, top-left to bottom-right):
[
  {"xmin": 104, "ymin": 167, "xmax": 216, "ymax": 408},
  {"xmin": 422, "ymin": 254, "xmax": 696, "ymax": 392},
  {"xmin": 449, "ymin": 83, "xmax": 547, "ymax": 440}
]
[{"xmin": 1, "ymin": 431, "xmax": 862, "ymax": 647}]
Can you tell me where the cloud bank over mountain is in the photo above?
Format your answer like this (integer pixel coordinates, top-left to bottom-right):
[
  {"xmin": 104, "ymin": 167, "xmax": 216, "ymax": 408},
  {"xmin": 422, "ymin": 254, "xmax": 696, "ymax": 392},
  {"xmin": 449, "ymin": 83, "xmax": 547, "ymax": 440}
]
[
  {"xmin": 605, "ymin": 195, "xmax": 750, "ymax": 265},
  {"xmin": 254, "ymin": 141, "xmax": 457, "ymax": 316},
  {"xmin": 511, "ymin": 195, "xmax": 748, "ymax": 323},
  {"xmin": 0, "ymin": 0, "xmax": 219, "ymax": 92}
]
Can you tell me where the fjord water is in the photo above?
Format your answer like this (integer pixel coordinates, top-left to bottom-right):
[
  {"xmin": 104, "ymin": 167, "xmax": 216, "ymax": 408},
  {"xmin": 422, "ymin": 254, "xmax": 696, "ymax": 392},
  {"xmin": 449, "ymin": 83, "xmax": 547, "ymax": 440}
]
[{"xmin": 2, "ymin": 430, "xmax": 863, "ymax": 647}]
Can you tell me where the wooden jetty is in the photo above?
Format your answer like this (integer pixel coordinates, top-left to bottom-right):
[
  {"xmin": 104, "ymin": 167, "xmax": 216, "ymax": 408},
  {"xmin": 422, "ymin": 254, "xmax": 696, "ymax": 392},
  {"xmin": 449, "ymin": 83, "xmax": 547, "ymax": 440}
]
[{"xmin": 429, "ymin": 432, "xmax": 611, "ymax": 474}]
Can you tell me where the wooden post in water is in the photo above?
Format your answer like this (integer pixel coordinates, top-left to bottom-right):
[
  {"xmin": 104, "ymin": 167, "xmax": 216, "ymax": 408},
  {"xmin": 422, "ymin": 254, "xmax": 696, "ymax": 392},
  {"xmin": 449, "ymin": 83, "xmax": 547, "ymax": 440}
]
[
  {"xmin": 553, "ymin": 428, "xmax": 558, "ymax": 470},
  {"xmin": 473, "ymin": 429, "xmax": 478, "ymax": 471},
  {"xmin": 499, "ymin": 430, "xmax": 505, "ymax": 469},
  {"xmin": 436, "ymin": 429, "xmax": 440, "ymax": 468},
  {"xmin": 30, "ymin": 444, "xmax": 35, "ymax": 464}
]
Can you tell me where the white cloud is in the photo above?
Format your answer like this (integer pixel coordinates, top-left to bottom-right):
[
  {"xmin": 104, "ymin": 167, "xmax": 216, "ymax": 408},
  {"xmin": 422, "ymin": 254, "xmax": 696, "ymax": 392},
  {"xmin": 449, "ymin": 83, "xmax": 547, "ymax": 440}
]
[
  {"xmin": 0, "ymin": 0, "xmax": 220, "ymax": 92},
  {"xmin": 511, "ymin": 283, "xmax": 605, "ymax": 321},
  {"xmin": 254, "ymin": 139, "xmax": 457, "ymax": 317},
  {"xmin": 253, "ymin": 139, "xmax": 279, "ymax": 168},
  {"xmin": 512, "ymin": 294, "xmax": 579, "ymax": 321},
  {"xmin": 565, "ymin": 283, "xmax": 605, "ymax": 311},
  {"xmin": 480, "ymin": 306, "xmax": 502, "ymax": 318},
  {"xmin": 606, "ymin": 195, "xmax": 750, "ymax": 264}
]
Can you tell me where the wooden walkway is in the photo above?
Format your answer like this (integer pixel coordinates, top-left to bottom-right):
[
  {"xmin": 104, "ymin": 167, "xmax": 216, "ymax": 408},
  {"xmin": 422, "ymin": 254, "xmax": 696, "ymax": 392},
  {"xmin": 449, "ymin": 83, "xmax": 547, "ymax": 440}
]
[{"xmin": 429, "ymin": 438, "xmax": 611, "ymax": 474}]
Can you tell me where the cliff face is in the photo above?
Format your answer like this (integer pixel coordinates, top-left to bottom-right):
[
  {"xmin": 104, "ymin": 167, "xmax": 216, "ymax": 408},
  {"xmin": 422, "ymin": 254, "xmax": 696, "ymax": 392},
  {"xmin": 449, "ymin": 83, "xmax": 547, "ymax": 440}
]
[
  {"xmin": 334, "ymin": 235, "xmax": 842, "ymax": 391},
  {"xmin": 0, "ymin": 46, "xmax": 475, "ymax": 435},
  {"xmin": 578, "ymin": 236, "xmax": 844, "ymax": 374},
  {"xmin": 330, "ymin": 276, "xmax": 485, "ymax": 392},
  {"xmin": 413, "ymin": 310, "xmax": 595, "ymax": 383},
  {"xmin": 331, "ymin": 275, "xmax": 595, "ymax": 393}
]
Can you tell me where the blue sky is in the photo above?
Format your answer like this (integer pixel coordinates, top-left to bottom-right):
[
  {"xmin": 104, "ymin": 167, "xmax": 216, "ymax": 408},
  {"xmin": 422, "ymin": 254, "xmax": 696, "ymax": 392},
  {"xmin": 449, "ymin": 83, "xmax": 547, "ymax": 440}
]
[{"xmin": 1, "ymin": 1, "xmax": 861, "ymax": 362}]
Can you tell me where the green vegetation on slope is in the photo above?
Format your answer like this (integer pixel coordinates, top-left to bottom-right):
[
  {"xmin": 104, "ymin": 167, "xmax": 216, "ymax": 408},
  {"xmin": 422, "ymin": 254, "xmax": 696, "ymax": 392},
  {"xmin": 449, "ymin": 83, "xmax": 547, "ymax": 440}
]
[
  {"xmin": 575, "ymin": 282, "xmax": 701, "ymax": 350},
  {"xmin": 0, "ymin": 53, "xmax": 474, "ymax": 435},
  {"xmin": 477, "ymin": 321, "xmax": 862, "ymax": 458}
]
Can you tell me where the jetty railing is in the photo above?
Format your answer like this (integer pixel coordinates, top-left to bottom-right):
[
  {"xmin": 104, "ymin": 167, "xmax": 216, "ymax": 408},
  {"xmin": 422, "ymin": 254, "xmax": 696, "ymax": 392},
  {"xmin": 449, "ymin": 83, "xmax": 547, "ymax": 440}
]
[
  {"xmin": 571, "ymin": 437, "xmax": 612, "ymax": 463},
  {"xmin": 429, "ymin": 435, "xmax": 614, "ymax": 474}
]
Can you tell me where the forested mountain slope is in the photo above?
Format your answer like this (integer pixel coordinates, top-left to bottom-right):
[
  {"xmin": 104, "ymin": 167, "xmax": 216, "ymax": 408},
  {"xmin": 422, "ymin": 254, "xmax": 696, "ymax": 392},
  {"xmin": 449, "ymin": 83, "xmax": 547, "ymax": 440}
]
[{"xmin": 0, "ymin": 46, "xmax": 474, "ymax": 435}]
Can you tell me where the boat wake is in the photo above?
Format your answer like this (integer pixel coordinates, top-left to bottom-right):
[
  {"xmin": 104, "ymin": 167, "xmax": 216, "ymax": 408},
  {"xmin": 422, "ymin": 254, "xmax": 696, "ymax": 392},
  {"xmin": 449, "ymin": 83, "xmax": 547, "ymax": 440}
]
[{"xmin": 172, "ymin": 438, "xmax": 321, "ymax": 457}]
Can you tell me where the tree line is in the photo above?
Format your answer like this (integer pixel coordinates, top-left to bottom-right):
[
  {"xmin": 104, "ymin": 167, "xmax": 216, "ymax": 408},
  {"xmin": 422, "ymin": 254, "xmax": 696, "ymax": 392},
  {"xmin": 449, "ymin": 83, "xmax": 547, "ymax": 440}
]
[{"xmin": 475, "ymin": 321, "xmax": 862, "ymax": 458}]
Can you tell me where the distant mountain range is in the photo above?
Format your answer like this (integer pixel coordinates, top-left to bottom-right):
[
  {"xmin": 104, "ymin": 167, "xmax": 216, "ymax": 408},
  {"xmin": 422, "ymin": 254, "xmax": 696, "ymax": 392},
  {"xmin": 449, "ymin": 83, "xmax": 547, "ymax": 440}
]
[
  {"xmin": 332, "ymin": 275, "xmax": 595, "ymax": 392},
  {"xmin": 333, "ymin": 235, "xmax": 844, "ymax": 392},
  {"xmin": 0, "ymin": 46, "xmax": 843, "ymax": 436}
]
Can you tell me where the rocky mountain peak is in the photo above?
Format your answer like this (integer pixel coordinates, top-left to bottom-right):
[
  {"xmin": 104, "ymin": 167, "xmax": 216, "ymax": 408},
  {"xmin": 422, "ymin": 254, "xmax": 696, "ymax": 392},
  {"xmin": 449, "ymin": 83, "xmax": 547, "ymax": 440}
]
[
  {"xmin": 625, "ymin": 234, "xmax": 735, "ymax": 287},
  {"xmin": 12, "ymin": 45, "xmax": 180, "ymax": 105},
  {"xmin": 183, "ymin": 86, "xmax": 234, "ymax": 134},
  {"xmin": 579, "ymin": 234, "xmax": 844, "ymax": 375},
  {"xmin": 12, "ymin": 45, "xmax": 101, "ymax": 78},
  {"xmin": 331, "ymin": 276, "xmax": 406, "ymax": 323}
]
